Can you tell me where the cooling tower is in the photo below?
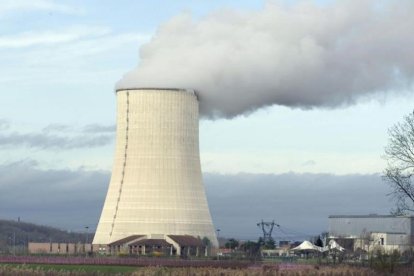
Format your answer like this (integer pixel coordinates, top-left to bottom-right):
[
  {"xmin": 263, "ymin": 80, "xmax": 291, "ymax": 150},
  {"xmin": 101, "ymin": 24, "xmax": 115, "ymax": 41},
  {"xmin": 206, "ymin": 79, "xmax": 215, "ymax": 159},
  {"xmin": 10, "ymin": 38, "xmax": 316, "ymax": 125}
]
[{"xmin": 93, "ymin": 88, "xmax": 218, "ymax": 248}]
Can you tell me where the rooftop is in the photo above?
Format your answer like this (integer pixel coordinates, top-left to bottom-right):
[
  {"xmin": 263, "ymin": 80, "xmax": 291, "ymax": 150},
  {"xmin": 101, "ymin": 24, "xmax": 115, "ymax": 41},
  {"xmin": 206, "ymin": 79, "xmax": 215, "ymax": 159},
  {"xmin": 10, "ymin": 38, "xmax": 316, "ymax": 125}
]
[{"xmin": 108, "ymin": 235, "xmax": 145, "ymax": 246}]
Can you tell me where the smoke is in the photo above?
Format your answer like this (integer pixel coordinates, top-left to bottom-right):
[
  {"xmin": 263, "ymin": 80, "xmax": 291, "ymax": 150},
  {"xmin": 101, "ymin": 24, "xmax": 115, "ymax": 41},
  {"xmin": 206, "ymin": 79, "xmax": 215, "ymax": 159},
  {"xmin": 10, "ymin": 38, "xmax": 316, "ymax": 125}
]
[{"xmin": 117, "ymin": 0, "xmax": 414, "ymax": 118}]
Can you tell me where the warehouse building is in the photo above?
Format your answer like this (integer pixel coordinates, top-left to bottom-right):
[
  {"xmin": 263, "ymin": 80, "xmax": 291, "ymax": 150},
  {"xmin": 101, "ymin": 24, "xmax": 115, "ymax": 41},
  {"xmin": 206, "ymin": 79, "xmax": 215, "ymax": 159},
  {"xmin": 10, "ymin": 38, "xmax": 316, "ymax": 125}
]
[
  {"xmin": 328, "ymin": 214, "xmax": 414, "ymax": 253},
  {"xmin": 28, "ymin": 242, "xmax": 94, "ymax": 254}
]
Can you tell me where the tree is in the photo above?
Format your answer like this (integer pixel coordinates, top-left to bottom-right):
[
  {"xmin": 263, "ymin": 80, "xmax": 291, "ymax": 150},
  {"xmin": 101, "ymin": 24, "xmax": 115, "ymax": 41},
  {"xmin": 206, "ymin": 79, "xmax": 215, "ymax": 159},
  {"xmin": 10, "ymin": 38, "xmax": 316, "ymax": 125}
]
[
  {"xmin": 201, "ymin": 237, "xmax": 211, "ymax": 247},
  {"xmin": 240, "ymin": 240, "xmax": 261, "ymax": 258},
  {"xmin": 264, "ymin": 238, "xmax": 276, "ymax": 249},
  {"xmin": 383, "ymin": 111, "xmax": 414, "ymax": 213},
  {"xmin": 224, "ymin": 238, "xmax": 239, "ymax": 250},
  {"xmin": 257, "ymin": 237, "xmax": 264, "ymax": 247},
  {"xmin": 314, "ymin": 236, "xmax": 323, "ymax": 248}
]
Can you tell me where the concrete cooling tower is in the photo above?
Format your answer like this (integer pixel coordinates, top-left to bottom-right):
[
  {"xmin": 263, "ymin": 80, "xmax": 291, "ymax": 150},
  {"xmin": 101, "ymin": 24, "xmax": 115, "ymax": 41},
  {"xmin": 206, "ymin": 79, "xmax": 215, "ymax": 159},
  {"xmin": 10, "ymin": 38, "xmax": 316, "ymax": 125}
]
[{"xmin": 93, "ymin": 88, "xmax": 218, "ymax": 251}]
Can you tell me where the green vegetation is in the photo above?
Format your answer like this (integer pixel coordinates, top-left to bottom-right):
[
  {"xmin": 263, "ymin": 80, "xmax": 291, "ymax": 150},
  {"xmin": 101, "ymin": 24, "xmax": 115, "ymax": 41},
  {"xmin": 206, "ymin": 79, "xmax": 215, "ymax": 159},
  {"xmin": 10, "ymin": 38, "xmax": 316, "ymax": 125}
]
[
  {"xmin": 224, "ymin": 238, "xmax": 239, "ymax": 250},
  {"xmin": 0, "ymin": 264, "xmax": 137, "ymax": 275}
]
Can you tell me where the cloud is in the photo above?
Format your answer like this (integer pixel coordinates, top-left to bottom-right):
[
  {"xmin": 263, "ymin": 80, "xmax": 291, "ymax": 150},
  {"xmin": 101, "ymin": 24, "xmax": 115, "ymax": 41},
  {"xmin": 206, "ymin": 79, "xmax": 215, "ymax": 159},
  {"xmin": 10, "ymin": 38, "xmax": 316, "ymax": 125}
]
[
  {"xmin": 0, "ymin": 0, "xmax": 83, "ymax": 16},
  {"xmin": 0, "ymin": 30, "xmax": 149, "ymax": 86},
  {"xmin": 0, "ymin": 26, "xmax": 110, "ymax": 49},
  {"xmin": 42, "ymin": 123, "xmax": 115, "ymax": 134},
  {"xmin": 0, "ymin": 123, "xmax": 114, "ymax": 150},
  {"xmin": 0, "ymin": 161, "xmax": 394, "ymax": 239},
  {"xmin": 42, "ymin": 123, "xmax": 73, "ymax": 133},
  {"xmin": 0, "ymin": 132, "xmax": 112, "ymax": 149},
  {"xmin": 117, "ymin": 0, "xmax": 414, "ymax": 118},
  {"xmin": 0, "ymin": 160, "xmax": 109, "ymax": 230},
  {"xmin": 83, "ymin": 124, "xmax": 116, "ymax": 133},
  {"xmin": 302, "ymin": 160, "xmax": 316, "ymax": 167},
  {"xmin": 204, "ymin": 172, "xmax": 393, "ymax": 239},
  {"xmin": 0, "ymin": 119, "xmax": 9, "ymax": 130}
]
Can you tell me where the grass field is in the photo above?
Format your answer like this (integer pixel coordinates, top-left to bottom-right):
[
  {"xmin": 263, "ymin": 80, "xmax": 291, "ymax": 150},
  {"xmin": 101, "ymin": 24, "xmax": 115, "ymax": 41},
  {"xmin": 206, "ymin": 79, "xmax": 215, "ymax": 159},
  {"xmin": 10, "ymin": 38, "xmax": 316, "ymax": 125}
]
[{"xmin": 0, "ymin": 263, "xmax": 137, "ymax": 275}]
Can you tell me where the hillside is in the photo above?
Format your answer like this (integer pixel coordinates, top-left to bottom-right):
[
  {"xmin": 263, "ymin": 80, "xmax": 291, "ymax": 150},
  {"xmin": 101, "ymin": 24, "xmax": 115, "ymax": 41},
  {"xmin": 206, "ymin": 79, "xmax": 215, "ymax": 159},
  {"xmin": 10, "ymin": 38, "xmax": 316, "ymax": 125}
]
[{"xmin": 0, "ymin": 219, "xmax": 91, "ymax": 250}]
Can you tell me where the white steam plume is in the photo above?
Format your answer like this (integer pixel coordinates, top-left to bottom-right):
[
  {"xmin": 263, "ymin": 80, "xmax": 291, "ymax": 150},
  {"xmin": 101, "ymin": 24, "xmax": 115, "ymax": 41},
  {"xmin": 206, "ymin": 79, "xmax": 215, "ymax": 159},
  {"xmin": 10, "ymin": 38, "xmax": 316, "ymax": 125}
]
[{"xmin": 117, "ymin": 0, "xmax": 414, "ymax": 118}]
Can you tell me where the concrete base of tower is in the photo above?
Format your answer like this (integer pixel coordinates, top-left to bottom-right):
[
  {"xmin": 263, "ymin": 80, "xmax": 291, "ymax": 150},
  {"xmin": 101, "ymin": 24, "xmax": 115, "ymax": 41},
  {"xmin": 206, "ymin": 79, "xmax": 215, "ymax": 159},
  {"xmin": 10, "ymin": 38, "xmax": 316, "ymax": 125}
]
[{"xmin": 94, "ymin": 234, "xmax": 216, "ymax": 257}]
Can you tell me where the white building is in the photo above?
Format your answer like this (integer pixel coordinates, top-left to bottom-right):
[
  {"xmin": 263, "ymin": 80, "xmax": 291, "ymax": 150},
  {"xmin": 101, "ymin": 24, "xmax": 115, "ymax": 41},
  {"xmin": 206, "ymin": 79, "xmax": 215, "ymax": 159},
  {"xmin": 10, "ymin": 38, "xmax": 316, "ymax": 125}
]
[
  {"xmin": 329, "ymin": 214, "xmax": 414, "ymax": 253},
  {"xmin": 369, "ymin": 232, "xmax": 411, "ymax": 253}
]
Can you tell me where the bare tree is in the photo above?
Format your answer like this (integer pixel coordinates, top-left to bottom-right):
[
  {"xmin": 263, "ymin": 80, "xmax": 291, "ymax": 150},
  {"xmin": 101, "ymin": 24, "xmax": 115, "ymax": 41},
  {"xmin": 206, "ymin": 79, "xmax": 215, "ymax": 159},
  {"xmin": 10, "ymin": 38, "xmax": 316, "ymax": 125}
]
[{"xmin": 384, "ymin": 111, "xmax": 414, "ymax": 214}]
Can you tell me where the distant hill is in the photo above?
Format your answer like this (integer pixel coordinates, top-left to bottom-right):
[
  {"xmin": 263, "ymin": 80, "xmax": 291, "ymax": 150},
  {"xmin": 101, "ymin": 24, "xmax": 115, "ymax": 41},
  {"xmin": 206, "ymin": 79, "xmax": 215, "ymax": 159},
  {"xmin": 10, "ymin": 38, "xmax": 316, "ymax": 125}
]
[{"xmin": 0, "ymin": 219, "xmax": 91, "ymax": 250}]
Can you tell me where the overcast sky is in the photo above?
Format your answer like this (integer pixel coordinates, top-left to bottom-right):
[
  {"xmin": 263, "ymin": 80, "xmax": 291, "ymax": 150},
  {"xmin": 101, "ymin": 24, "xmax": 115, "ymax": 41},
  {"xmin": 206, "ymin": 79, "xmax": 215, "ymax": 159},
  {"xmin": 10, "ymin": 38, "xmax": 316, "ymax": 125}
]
[{"xmin": 0, "ymin": 0, "xmax": 412, "ymax": 240}]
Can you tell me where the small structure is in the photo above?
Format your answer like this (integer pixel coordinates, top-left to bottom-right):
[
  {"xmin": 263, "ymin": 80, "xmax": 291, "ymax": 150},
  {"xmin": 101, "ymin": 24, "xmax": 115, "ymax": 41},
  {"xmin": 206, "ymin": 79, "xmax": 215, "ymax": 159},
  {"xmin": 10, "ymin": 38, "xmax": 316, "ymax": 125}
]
[
  {"xmin": 291, "ymin": 241, "xmax": 323, "ymax": 258},
  {"xmin": 167, "ymin": 235, "xmax": 205, "ymax": 256},
  {"xmin": 107, "ymin": 235, "xmax": 144, "ymax": 254},
  {"xmin": 261, "ymin": 248, "xmax": 292, "ymax": 257},
  {"xmin": 323, "ymin": 240, "xmax": 345, "ymax": 252},
  {"xmin": 292, "ymin": 241, "xmax": 323, "ymax": 252},
  {"xmin": 129, "ymin": 239, "xmax": 173, "ymax": 256}
]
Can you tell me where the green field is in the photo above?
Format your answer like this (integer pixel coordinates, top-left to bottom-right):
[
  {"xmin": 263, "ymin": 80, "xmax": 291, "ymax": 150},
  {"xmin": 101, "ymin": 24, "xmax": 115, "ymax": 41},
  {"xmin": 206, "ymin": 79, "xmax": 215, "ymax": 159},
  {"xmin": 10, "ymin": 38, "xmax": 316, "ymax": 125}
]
[{"xmin": 0, "ymin": 263, "xmax": 138, "ymax": 275}]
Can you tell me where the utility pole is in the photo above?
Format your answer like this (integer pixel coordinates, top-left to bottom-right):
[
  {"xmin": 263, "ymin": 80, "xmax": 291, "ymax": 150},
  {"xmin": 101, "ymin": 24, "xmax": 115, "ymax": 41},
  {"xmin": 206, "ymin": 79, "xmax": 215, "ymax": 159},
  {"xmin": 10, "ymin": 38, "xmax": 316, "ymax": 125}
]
[
  {"xmin": 13, "ymin": 232, "xmax": 16, "ymax": 256},
  {"xmin": 216, "ymin": 229, "xmax": 221, "ymax": 260},
  {"xmin": 257, "ymin": 220, "xmax": 279, "ymax": 245},
  {"xmin": 85, "ymin": 226, "xmax": 89, "ymax": 244},
  {"xmin": 85, "ymin": 226, "xmax": 89, "ymax": 257}
]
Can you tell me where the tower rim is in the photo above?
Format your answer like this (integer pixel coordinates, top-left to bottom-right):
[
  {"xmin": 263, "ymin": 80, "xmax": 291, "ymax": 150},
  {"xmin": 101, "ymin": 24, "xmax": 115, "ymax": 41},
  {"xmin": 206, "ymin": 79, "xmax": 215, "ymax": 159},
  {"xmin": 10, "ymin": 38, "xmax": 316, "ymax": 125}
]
[{"xmin": 115, "ymin": 87, "xmax": 195, "ymax": 94}]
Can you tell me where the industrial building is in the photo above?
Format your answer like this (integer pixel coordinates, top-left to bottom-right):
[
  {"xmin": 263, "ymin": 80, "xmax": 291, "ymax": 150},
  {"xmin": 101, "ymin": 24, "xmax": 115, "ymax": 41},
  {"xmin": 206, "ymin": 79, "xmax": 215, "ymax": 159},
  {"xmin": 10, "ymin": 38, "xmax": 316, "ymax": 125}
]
[
  {"xmin": 28, "ymin": 242, "xmax": 95, "ymax": 255},
  {"xmin": 107, "ymin": 235, "xmax": 207, "ymax": 256},
  {"xmin": 93, "ymin": 88, "xmax": 218, "ymax": 253},
  {"xmin": 328, "ymin": 214, "xmax": 414, "ymax": 253}
]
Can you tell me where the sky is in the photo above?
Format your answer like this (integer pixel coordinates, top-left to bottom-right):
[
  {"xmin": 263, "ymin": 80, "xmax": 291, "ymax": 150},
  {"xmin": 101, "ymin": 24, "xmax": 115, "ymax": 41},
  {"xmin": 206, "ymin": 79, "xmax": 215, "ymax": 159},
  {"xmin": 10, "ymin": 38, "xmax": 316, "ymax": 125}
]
[{"xmin": 0, "ymin": 0, "xmax": 412, "ymax": 239}]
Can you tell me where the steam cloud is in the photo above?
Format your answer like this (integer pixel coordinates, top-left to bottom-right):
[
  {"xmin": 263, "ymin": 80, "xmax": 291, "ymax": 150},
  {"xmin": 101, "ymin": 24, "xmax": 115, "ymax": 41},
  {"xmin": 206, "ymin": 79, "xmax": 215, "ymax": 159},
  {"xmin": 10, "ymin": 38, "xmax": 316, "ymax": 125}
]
[{"xmin": 117, "ymin": 1, "xmax": 414, "ymax": 118}]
